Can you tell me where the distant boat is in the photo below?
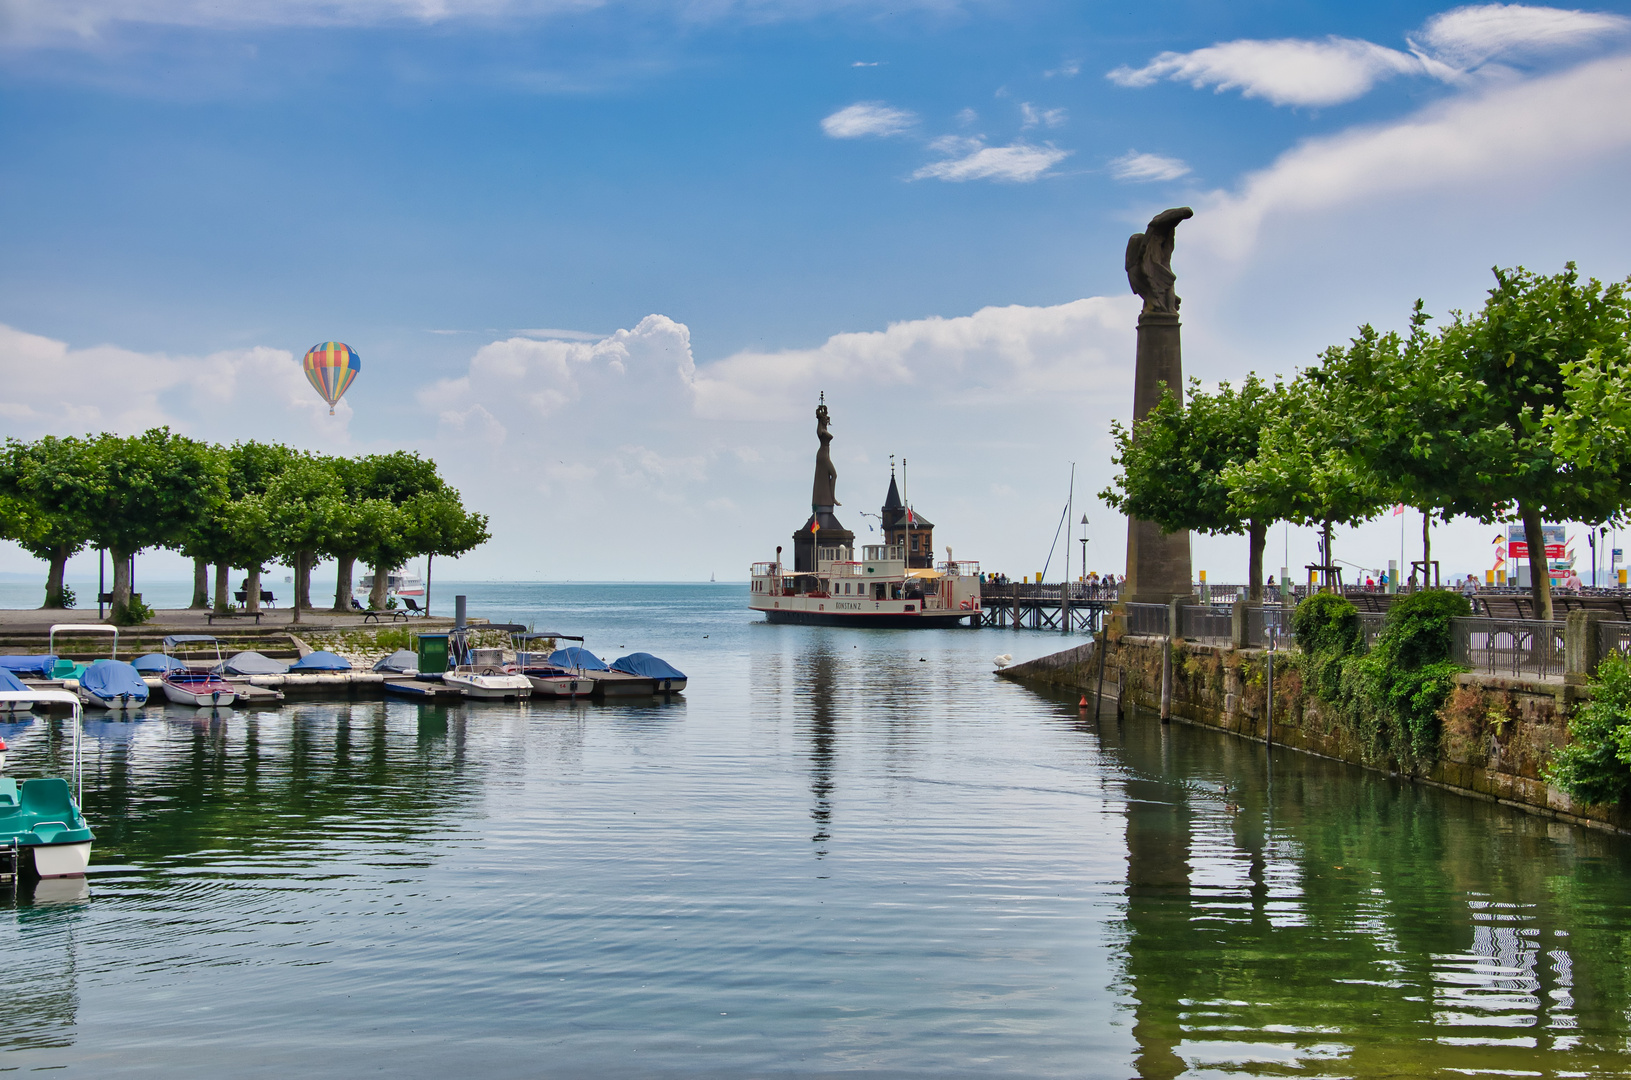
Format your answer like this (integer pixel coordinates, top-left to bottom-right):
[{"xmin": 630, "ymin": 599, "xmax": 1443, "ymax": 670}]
[
  {"xmin": 710, "ymin": 572, "xmax": 716, "ymax": 582},
  {"xmin": 356, "ymin": 568, "xmax": 425, "ymax": 598}
]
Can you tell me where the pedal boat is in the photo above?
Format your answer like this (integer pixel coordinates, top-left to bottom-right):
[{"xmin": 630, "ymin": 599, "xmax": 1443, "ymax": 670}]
[{"xmin": 0, "ymin": 689, "xmax": 93, "ymax": 878}]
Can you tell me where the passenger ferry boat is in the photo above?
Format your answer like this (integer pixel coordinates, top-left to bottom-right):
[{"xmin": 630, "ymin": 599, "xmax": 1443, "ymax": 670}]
[{"xmin": 750, "ymin": 543, "xmax": 981, "ymax": 628}]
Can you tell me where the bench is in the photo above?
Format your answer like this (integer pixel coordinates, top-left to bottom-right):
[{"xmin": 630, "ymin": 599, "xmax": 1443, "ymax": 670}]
[{"xmin": 363, "ymin": 609, "xmax": 408, "ymax": 623}]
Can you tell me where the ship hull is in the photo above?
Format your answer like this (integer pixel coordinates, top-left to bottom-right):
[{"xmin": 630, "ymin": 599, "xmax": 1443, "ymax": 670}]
[{"xmin": 761, "ymin": 608, "xmax": 975, "ymax": 628}]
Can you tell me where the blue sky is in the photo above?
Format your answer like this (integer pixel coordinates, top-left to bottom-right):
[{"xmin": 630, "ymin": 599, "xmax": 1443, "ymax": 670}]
[{"xmin": 4, "ymin": 1, "xmax": 1631, "ymax": 585}]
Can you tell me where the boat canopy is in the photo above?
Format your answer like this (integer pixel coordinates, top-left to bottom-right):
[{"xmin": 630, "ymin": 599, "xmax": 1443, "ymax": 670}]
[
  {"xmin": 0, "ymin": 655, "xmax": 58, "ymax": 678},
  {"xmin": 215, "ymin": 651, "xmax": 290, "ymax": 676},
  {"xmin": 132, "ymin": 653, "xmax": 187, "ymax": 674},
  {"xmin": 81, "ymin": 659, "xmax": 149, "ymax": 701},
  {"xmin": 0, "ymin": 668, "xmax": 26, "ymax": 693},
  {"xmin": 610, "ymin": 653, "xmax": 687, "ymax": 680},
  {"xmin": 289, "ymin": 650, "xmax": 353, "ymax": 672},
  {"xmin": 372, "ymin": 650, "xmax": 418, "ymax": 674},
  {"xmin": 514, "ymin": 631, "xmax": 585, "ymax": 642},
  {"xmin": 549, "ymin": 647, "xmax": 609, "ymax": 672}
]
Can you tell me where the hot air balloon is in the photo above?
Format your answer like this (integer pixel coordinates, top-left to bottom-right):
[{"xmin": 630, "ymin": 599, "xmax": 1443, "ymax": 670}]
[{"xmin": 302, "ymin": 342, "xmax": 361, "ymax": 415}]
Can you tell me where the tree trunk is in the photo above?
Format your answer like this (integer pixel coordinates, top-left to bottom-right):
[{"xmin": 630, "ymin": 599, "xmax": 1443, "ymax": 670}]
[
  {"xmin": 1322, "ymin": 520, "xmax": 1334, "ymax": 592},
  {"xmin": 1247, "ymin": 520, "xmax": 1265, "ymax": 605},
  {"xmin": 1520, "ymin": 502, "xmax": 1553, "ymax": 622},
  {"xmin": 295, "ymin": 551, "xmax": 314, "ymax": 611},
  {"xmin": 369, "ymin": 563, "xmax": 391, "ymax": 610},
  {"xmin": 191, "ymin": 557, "xmax": 210, "ymax": 609},
  {"xmin": 214, "ymin": 561, "xmax": 231, "ymax": 613},
  {"xmin": 42, "ymin": 545, "xmax": 70, "ymax": 609},
  {"xmin": 110, "ymin": 546, "xmax": 133, "ymax": 610},
  {"xmin": 333, "ymin": 554, "xmax": 356, "ymax": 612},
  {"xmin": 246, "ymin": 566, "xmax": 262, "ymax": 615}
]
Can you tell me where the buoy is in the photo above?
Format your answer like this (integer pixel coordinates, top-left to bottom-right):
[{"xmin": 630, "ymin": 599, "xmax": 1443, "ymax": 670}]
[{"xmin": 1079, "ymin": 695, "xmax": 1089, "ymax": 708}]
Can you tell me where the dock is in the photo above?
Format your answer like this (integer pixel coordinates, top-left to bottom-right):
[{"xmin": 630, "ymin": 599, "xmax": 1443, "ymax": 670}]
[{"xmin": 977, "ymin": 584, "xmax": 1114, "ymax": 632}]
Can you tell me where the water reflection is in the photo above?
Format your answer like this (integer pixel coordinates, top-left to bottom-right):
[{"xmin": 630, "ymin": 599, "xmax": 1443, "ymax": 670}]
[{"xmin": 1097, "ymin": 697, "xmax": 1631, "ymax": 1077}]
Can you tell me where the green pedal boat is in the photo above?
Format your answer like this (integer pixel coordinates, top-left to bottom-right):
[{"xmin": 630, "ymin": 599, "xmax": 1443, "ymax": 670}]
[{"xmin": 0, "ymin": 688, "xmax": 93, "ymax": 880}]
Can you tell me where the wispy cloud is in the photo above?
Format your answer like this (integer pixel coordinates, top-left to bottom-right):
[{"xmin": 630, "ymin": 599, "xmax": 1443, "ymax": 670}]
[
  {"xmin": 1043, "ymin": 59, "xmax": 1080, "ymax": 79},
  {"xmin": 821, "ymin": 101, "xmax": 916, "ymax": 138},
  {"xmin": 1413, "ymin": 3, "xmax": 1631, "ymax": 67},
  {"xmin": 1109, "ymin": 151, "xmax": 1190, "ymax": 182},
  {"xmin": 851, "ymin": 60, "xmax": 881, "ymax": 67},
  {"xmin": 1108, "ymin": 36, "xmax": 1438, "ymax": 107},
  {"xmin": 912, "ymin": 141, "xmax": 1070, "ymax": 183},
  {"xmin": 1019, "ymin": 102, "xmax": 1067, "ymax": 129},
  {"xmin": 515, "ymin": 327, "xmax": 608, "ymax": 340}
]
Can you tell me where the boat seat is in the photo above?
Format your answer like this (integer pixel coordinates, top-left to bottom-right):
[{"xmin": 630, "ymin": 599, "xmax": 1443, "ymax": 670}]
[
  {"xmin": 18, "ymin": 777, "xmax": 74, "ymax": 819},
  {"xmin": 0, "ymin": 778, "xmax": 17, "ymax": 808}
]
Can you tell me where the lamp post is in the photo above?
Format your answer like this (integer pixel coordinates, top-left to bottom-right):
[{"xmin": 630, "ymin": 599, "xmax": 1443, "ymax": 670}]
[{"xmin": 1079, "ymin": 515, "xmax": 1089, "ymax": 587}]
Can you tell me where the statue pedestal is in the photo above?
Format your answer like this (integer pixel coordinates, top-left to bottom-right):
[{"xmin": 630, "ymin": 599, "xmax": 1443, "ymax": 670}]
[{"xmin": 1124, "ymin": 311, "xmax": 1193, "ymax": 605}]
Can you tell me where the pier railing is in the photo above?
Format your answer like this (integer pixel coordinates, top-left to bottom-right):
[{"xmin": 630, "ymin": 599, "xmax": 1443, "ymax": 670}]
[
  {"xmin": 1182, "ymin": 605, "xmax": 1232, "ymax": 647},
  {"xmin": 1122, "ymin": 603, "xmax": 1169, "ymax": 637},
  {"xmin": 1452, "ymin": 616, "xmax": 1566, "ymax": 681}
]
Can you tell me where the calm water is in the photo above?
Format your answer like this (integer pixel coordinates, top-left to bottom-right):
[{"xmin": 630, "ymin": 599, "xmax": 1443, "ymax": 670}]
[{"xmin": 3, "ymin": 583, "xmax": 1630, "ymax": 1077}]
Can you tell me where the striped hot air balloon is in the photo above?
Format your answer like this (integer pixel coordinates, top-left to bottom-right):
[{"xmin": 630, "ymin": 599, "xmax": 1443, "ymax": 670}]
[{"xmin": 302, "ymin": 342, "xmax": 361, "ymax": 415}]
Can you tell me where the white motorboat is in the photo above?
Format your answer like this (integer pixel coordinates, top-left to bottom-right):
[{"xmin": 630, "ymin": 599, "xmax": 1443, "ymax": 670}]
[
  {"xmin": 444, "ymin": 647, "xmax": 532, "ymax": 701},
  {"xmin": 0, "ymin": 688, "xmax": 94, "ymax": 879},
  {"xmin": 356, "ymin": 567, "xmax": 425, "ymax": 598},
  {"xmin": 159, "ymin": 635, "xmax": 239, "ymax": 707},
  {"xmin": 512, "ymin": 632, "xmax": 593, "ymax": 699}
]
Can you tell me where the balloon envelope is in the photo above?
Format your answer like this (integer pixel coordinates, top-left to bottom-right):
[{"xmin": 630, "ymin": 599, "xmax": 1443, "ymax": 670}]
[{"xmin": 303, "ymin": 342, "xmax": 361, "ymax": 414}]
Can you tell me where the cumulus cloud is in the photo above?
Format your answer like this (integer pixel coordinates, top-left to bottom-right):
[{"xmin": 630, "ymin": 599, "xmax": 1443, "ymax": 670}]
[
  {"xmin": 911, "ymin": 141, "xmax": 1070, "ymax": 182},
  {"xmin": 0, "ymin": 323, "xmax": 350, "ymax": 444},
  {"xmin": 693, "ymin": 297, "xmax": 1136, "ymax": 420},
  {"xmin": 1415, "ymin": 3, "xmax": 1631, "ymax": 67},
  {"xmin": 820, "ymin": 101, "xmax": 917, "ymax": 138},
  {"xmin": 1189, "ymin": 52, "xmax": 1631, "ymax": 258},
  {"xmin": 1109, "ymin": 150, "xmax": 1191, "ymax": 182},
  {"xmin": 1108, "ymin": 36, "xmax": 1437, "ymax": 107}
]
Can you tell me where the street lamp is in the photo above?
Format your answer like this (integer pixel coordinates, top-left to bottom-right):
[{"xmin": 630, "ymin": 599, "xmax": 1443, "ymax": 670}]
[{"xmin": 1079, "ymin": 515, "xmax": 1089, "ymax": 586}]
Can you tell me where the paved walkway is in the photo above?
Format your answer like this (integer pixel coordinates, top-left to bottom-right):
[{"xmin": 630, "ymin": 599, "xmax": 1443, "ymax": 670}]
[{"xmin": 0, "ymin": 607, "xmax": 459, "ymax": 635}]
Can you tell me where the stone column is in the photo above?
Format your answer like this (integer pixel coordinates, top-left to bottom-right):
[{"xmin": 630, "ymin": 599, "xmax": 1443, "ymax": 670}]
[{"xmin": 1124, "ymin": 310, "xmax": 1193, "ymax": 604}]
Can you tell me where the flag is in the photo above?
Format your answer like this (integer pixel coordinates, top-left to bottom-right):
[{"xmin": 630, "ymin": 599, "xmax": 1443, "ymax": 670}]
[
  {"xmin": 1392, "ymin": 504, "xmax": 1405, "ymax": 516},
  {"xmin": 811, "ymin": 518, "xmax": 820, "ymax": 533},
  {"xmin": 906, "ymin": 507, "xmax": 915, "ymax": 526}
]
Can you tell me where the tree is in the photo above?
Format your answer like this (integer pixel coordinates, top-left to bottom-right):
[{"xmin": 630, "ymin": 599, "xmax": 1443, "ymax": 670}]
[
  {"xmin": 0, "ymin": 436, "xmax": 95, "ymax": 609},
  {"xmin": 264, "ymin": 455, "xmax": 344, "ymax": 622},
  {"xmin": 1102, "ymin": 375, "xmax": 1282, "ymax": 602},
  {"xmin": 1223, "ymin": 372, "xmax": 1390, "ymax": 589},
  {"xmin": 1394, "ymin": 265, "xmax": 1631, "ymax": 620},
  {"xmin": 71, "ymin": 430, "xmax": 224, "ymax": 616},
  {"xmin": 346, "ymin": 452, "xmax": 448, "ymax": 610}
]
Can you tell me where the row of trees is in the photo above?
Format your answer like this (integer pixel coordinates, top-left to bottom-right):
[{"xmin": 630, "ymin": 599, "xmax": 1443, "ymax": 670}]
[
  {"xmin": 1104, "ymin": 263, "xmax": 1631, "ymax": 622},
  {"xmin": 0, "ymin": 431, "xmax": 489, "ymax": 621}
]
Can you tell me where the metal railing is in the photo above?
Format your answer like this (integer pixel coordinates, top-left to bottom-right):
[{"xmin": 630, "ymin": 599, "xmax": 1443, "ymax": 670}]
[
  {"xmin": 1182, "ymin": 605, "xmax": 1233, "ymax": 646},
  {"xmin": 1598, "ymin": 621, "xmax": 1631, "ymax": 666},
  {"xmin": 1452, "ymin": 617, "xmax": 1566, "ymax": 681},
  {"xmin": 1122, "ymin": 603, "xmax": 1169, "ymax": 637},
  {"xmin": 1245, "ymin": 605, "xmax": 1295, "ymax": 649}
]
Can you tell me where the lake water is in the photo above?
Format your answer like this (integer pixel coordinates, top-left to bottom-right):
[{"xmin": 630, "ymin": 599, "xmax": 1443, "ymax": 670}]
[{"xmin": 4, "ymin": 583, "xmax": 1631, "ymax": 1077}]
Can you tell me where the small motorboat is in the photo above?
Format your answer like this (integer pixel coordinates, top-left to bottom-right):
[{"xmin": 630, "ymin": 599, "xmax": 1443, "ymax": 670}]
[
  {"xmin": 549, "ymin": 646, "xmax": 649, "ymax": 698},
  {"xmin": 610, "ymin": 652, "xmax": 688, "ymax": 694},
  {"xmin": 159, "ymin": 636, "xmax": 238, "ymax": 707},
  {"xmin": 0, "ymin": 688, "xmax": 94, "ymax": 879},
  {"xmin": 444, "ymin": 646, "xmax": 533, "ymax": 700},
  {"xmin": 373, "ymin": 650, "xmax": 419, "ymax": 677},
  {"xmin": 79, "ymin": 658, "xmax": 150, "ymax": 711},
  {"xmin": 288, "ymin": 650, "xmax": 353, "ymax": 673},
  {"xmin": 0, "ymin": 668, "xmax": 32, "ymax": 715},
  {"xmin": 513, "ymin": 632, "xmax": 593, "ymax": 699}
]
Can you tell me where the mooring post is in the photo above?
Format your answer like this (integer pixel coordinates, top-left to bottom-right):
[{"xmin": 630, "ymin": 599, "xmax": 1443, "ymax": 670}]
[
  {"xmin": 1161, "ymin": 598, "xmax": 1180, "ymax": 722},
  {"xmin": 1265, "ymin": 646, "xmax": 1275, "ymax": 745},
  {"xmin": 1093, "ymin": 628, "xmax": 1109, "ymax": 720}
]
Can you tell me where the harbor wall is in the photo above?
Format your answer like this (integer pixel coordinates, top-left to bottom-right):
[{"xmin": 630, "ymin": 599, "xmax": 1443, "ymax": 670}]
[{"xmin": 1000, "ymin": 635, "xmax": 1631, "ymax": 835}]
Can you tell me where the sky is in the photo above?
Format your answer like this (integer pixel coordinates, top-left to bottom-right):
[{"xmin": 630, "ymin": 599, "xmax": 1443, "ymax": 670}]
[{"xmin": 3, "ymin": 0, "xmax": 1631, "ymax": 586}]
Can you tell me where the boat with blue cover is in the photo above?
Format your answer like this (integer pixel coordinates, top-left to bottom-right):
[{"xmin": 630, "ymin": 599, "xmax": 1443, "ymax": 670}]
[
  {"xmin": 79, "ymin": 658, "xmax": 150, "ymax": 710},
  {"xmin": 513, "ymin": 633, "xmax": 594, "ymax": 699},
  {"xmin": 0, "ymin": 688, "xmax": 93, "ymax": 879},
  {"xmin": 611, "ymin": 653, "xmax": 687, "ymax": 694}
]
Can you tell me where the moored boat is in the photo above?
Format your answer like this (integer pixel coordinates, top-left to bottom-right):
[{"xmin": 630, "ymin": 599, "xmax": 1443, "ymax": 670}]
[
  {"xmin": 79, "ymin": 658, "xmax": 150, "ymax": 710},
  {"xmin": 443, "ymin": 647, "xmax": 532, "ymax": 700},
  {"xmin": 610, "ymin": 652, "xmax": 687, "ymax": 694},
  {"xmin": 0, "ymin": 688, "xmax": 94, "ymax": 878},
  {"xmin": 513, "ymin": 633, "xmax": 593, "ymax": 699},
  {"xmin": 159, "ymin": 636, "xmax": 239, "ymax": 707}
]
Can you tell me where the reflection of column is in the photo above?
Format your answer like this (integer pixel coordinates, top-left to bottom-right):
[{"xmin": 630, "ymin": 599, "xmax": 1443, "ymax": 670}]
[
  {"xmin": 1119, "ymin": 721, "xmax": 1193, "ymax": 1080},
  {"xmin": 800, "ymin": 646, "xmax": 838, "ymax": 858}
]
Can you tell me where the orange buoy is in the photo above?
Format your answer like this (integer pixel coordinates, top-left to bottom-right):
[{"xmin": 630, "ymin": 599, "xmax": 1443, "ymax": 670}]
[{"xmin": 1079, "ymin": 695, "xmax": 1089, "ymax": 708}]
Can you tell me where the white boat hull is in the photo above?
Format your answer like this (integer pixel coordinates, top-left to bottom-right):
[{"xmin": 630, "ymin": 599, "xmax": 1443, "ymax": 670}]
[
  {"xmin": 80, "ymin": 689, "xmax": 148, "ymax": 710},
  {"xmin": 31, "ymin": 840, "xmax": 92, "ymax": 878},
  {"xmin": 444, "ymin": 672, "xmax": 533, "ymax": 700},
  {"xmin": 161, "ymin": 684, "xmax": 237, "ymax": 707},
  {"xmin": 525, "ymin": 674, "xmax": 592, "ymax": 698}
]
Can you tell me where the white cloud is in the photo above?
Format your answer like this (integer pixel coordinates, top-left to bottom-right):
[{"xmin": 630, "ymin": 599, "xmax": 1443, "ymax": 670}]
[
  {"xmin": 0, "ymin": 323, "xmax": 351, "ymax": 444},
  {"xmin": 820, "ymin": 101, "xmax": 917, "ymax": 138},
  {"xmin": 1415, "ymin": 3, "xmax": 1631, "ymax": 68},
  {"xmin": 1109, "ymin": 150, "xmax": 1191, "ymax": 182},
  {"xmin": 693, "ymin": 297, "xmax": 1136, "ymax": 420},
  {"xmin": 851, "ymin": 60, "xmax": 880, "ymax": 67},
  {"xmin": 912, "ymin": 141, "xmax": 1070, "ymax": 182},
  {"xmin": 1043, "ymin": 60, "xmax": 1080, "ymax": 79},
  {"xmin": 1019, "ymin": 102, "xmax": 1067, "ymax": 129},
  {"xmin": 1190, "ymin": 51, "xmax": 1631, "ymax": 258},
  {"xmin": 954, "ymin": 107, "xmax": 977, "ymax": 125},
  {"xmin": 1108, "ymin": 36, "xmax": 1437, "ymax": 107}
]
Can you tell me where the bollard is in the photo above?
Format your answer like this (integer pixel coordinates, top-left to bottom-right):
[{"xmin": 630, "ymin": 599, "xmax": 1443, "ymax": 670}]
[{"xmin": 455, "ymin": 594, "xmax": 467, "ymax": 630}]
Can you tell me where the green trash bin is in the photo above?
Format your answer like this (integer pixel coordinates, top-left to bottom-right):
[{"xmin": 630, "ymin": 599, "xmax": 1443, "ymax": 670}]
[{"xmin": 416, "ymin": 633, "xmax": 450, "ymax": 675}]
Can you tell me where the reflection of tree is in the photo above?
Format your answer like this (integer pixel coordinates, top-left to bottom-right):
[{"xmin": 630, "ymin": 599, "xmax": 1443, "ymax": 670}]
[
  {"xmin": 1089, "ymin": 693, "xmax": 1631, "ymax": 1077},
  {"xmin": 70, "ymin": 702, "xmax": 484, "ymax": 869},
  {"xmin": 1, "ymin": 891, "xmax": 85, "ymax": 1053}
]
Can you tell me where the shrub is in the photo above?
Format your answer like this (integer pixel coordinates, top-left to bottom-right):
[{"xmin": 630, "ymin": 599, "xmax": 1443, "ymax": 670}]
[
  {"xmin": 1293, "ymin": 593, "xmax": 1361, "ymax": 656},
  {"xmin": 1373, "ymin": 589, "xmax": 1470, "ymax": 669},
  {"xmin": 46, "ymin": 584, "xmax": 76, "ymax": 609},
  {"xmin": 1547, "ymin": 654, "xmax": 1631, "ymax": 804},
  {"xmin": 111, "ymin": 596, "xmax": 154, "ymax": 626}
]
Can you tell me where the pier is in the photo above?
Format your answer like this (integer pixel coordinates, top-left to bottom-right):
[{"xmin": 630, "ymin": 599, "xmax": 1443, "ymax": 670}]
[{"xmin": 977, "ymin": 584, "xmax": 1116, "ymax": 632}]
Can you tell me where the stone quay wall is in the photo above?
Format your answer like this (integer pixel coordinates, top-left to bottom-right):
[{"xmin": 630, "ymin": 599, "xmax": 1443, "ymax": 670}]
[{"xmin": 1000, "ymin": 634, "xmax": 1631, "ymax": 835}]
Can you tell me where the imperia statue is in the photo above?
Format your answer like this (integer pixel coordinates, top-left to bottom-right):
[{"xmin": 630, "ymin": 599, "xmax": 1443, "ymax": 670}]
[{"xmin": 1125, "ymin": 206, "xmax": 1194, "ymax": 316}]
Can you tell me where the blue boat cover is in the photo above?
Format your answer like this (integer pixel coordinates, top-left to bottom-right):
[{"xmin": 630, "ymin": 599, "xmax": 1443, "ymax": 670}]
[
  {"xmin": 373, "ymin": 650, "xmax": 419, "ymax": 673},
  {"xmin": 0, "ymin": 655, "xmax": 57, "ymax": 678},
  {"xmin": 611, "ymin": 653, "xmax": 687, "ymax": 680},
  {"xmin": 80, "ymin": 659, "xmax": 149, "ymax": 702},
  {"xmin": 289, "ymin": 650, "xmax": 353, "ymax": 672},
  {"xmin": 0, "ymin": 668, "xmax": 26, "ymax": 692},
  {"xmin": 549, "ymin": 647, "xmax": 609, "ymax": 671},
  {"xmin": 132, "ymin": 653, "xmax": 187, "ymax": 674}
]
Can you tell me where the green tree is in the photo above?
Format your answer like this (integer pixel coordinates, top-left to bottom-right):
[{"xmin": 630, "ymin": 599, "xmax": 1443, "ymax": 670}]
[
  {"xmin": 0, "ymin": 437, "xmax": 96, "ymax": 609},
  {"xmin": 182, "ymin": 441, "xmax": 298, "ymax": 615},
  {"xmin": 1103, "ymin": 374, "xmax": 1282, "ymax": 602},
  {"xmin": 1223, "ymin": 373, "xmax": 1390, "ymax": 589},
  {"xmin": 263, "ymin": 455, "xmax": 345, "ymax": 622},
  {"xmin": 343, "ymin": 452, "xmax": 448, "ymax": 611}
]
